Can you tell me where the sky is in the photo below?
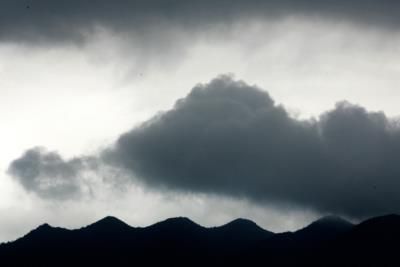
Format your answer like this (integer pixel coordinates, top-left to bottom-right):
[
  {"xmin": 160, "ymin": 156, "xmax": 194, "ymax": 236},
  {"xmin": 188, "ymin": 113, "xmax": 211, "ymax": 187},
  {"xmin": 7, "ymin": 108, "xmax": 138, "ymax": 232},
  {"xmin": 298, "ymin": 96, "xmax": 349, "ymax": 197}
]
[{"xmin": 1, "ymin": 0, "xmax": 400, "ymax": 242}]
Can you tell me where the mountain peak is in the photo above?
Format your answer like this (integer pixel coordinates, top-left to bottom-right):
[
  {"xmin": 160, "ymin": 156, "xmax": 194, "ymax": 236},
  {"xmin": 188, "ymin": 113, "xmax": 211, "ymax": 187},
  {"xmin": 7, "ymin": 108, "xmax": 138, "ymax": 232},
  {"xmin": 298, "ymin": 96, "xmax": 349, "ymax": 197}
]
[
  {"xmin": 84, "ymin": 216, "xmax": 131, "ymax": 232},
  {"xmin": 215, "ymin": 218, "xmax": 273, "ymax": 239},
  {"xmin": 37, "ymin": 223, "xmax": 52, "ymax": 229},
  {"xmin": 147, "ymin": 217, "xmax": 205, "ymax": 234},
  {"xmin": 293, "ymin": 215, "xmax": 354, "ymax": 243},
  {"xmin": 311, "ymin": 215, "xmax": 353, "ymax": 228},
  {"xmin": 20, "ymin": 222, "xmax": 68, "ymax": 242},
  {"xmin": 221, "ymin": 218, "xmax": 269, "ymax": 231},
  {"xmin": 150, "ymin": 217, "xmax": 200, "ymax": 228},
  {"xmin": 95, "ymin": 216, "xmax": 126, "ymax": 225},
  {"xmin": 163, "ymin": 216, "xmax": 194, "ymax": 223},
  {"xmin": 30, "ymin": 223, "xmax": 54, "ymax": 234},
  {"xmin": 226, "ymin": 218, "xmax": 258, "ymax": 226}
]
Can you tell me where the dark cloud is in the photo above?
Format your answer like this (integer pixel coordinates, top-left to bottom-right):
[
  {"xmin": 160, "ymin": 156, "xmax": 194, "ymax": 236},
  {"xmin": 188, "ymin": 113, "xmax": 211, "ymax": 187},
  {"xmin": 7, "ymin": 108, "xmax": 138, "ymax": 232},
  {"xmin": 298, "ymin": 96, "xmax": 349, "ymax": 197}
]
[
  {"xmin": 103, "ymin": 75, "xmax": 400, "ymax": 218},
  {"xmin": 7, "ymin": 147, "xmax": 95, "ymax": 200},
  {"xmin": 0, "ymin": 0, "xmax": 400, "ymax": 44},
  {"xmin": 8, "ymin": 76, "xmax": 400, "ymax": 218}
]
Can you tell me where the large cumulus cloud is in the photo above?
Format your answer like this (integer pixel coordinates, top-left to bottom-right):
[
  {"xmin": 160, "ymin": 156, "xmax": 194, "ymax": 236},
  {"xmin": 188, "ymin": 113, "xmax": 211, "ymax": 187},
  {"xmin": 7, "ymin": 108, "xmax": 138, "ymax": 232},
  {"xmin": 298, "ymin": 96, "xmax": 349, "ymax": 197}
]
[
  {"xmin": 104, "ymin": 76, "xmax": 400, "ymax": 218},
  {"xmin": 1, "ymin": 0, "xmax": 400, "ymax": 44},
  {"xmin": 8, "ymin": 76, "xmax": 400, "ymax": 218}
]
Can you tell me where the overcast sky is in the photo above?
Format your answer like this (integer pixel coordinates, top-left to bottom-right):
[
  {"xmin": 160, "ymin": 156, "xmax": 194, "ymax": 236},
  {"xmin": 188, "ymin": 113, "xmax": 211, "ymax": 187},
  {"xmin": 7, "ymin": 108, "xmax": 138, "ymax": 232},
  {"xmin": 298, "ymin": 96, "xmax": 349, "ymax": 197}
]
[{"xmin": 1, "ymin": 0, "xmax": 400, "ymax": 242}]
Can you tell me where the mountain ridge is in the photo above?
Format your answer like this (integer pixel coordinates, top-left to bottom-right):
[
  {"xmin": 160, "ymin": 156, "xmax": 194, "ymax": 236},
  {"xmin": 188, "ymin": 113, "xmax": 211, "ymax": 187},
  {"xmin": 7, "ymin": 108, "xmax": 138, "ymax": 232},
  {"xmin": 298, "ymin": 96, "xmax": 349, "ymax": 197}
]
[{"xmin": 1, "ymin": 214, "xmax": 399, "ymax": 266}]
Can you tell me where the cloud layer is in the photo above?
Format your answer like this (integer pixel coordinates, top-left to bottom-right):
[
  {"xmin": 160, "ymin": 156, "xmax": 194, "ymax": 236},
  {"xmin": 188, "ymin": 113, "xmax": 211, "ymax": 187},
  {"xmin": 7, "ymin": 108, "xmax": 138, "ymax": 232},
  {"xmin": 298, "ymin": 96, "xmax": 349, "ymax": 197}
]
[
  {"xmin": 1, "ymin": 0, "xmax": 400, "ymax": 44},
  {"xmin": 9, "ymin": 76, "xmax": 400, "ymax": 218}
]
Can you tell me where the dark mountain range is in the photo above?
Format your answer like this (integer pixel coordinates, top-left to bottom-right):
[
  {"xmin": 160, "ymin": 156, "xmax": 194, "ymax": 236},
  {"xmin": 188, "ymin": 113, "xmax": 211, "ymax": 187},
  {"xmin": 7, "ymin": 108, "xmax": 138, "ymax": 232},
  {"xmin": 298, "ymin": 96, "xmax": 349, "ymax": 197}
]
[{"xmin": 0, "ymin": 214, "xmax": 399, "ymax": 266}]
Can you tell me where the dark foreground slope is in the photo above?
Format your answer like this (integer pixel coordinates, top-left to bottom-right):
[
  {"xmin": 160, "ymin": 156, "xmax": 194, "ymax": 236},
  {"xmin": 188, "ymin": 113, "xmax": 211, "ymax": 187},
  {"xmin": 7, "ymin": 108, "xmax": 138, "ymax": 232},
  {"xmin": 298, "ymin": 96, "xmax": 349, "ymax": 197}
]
[{"xmin": 0, "ymin": 215, "xmax": 399, "ymax": 266}]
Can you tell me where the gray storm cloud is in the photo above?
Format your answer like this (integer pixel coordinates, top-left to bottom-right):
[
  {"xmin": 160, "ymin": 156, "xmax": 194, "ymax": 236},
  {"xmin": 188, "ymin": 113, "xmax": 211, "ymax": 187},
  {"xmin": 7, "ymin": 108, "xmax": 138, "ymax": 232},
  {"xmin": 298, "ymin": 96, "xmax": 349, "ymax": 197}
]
[
  {"xmin": 8, "ymin": 76, "xmax": 400, "ymax": 218},
  {"xmin": 1, "ymin": 0, "xmax": 400, "ymax": 44},
  {"xmin": 7, "ymin": 147, "xmax": 95, "ymax": 200},
  {"xmin": 105, "ymin": 76, "xmax": 400, "ymax": 218}
]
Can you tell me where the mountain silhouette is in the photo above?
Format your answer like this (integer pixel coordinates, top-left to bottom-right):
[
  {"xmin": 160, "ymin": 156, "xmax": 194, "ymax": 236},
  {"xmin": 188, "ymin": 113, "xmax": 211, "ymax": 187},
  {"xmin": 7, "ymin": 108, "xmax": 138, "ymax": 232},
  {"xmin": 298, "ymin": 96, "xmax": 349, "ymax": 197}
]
[
  {"xmin": 212, "ymin": 218, "xmax": 272, "ymax": 239},
  {"xmin": 145, "ymin": 216, "xmax": 204, "ymax": 235},
  {"xmin": 294, "ymin": 215, "xmax": 354, "ymax": 243},
  {"xmin": 329, "ymin": 214, "xmax": 400, "ymax": 266},
  {"xmin": 87, "ymin": 215, "xmax": 130, "ymax": 229},
  {"xmin": 1, "ymin": 214, "xmax": 399, "ymax": 266}
]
